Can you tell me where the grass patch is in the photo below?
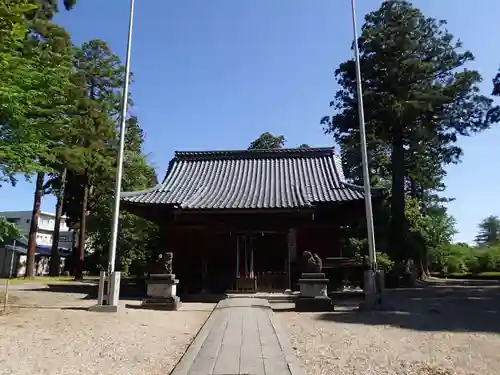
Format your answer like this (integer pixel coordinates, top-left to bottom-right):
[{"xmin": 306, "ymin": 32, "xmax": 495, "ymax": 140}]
[
  {"xmin": 475, "ymin": 271, "xmax": 500, "ymax": 277},
  {"xmin": 0, "ymin": 276, "xmax": 99, "ymax": 285},
  {"xmin": 431, "ymin": 271, "xmax": 500, "ymax": 280}
]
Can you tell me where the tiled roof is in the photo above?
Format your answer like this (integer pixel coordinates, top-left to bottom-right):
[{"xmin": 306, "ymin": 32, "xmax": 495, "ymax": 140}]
[{"xmin": 121, "ymin": 147, "xmax": 373, "ymax": 209}]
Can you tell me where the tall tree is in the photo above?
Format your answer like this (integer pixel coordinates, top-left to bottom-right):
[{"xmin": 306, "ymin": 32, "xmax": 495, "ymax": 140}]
[
  {"xmin": 475, "ymin": 215, "xmax": 500, "ymax": 247},
  {"xmin": 26, "ymin": 172, "xmax": 44, "ymax": 277},
  {"xmin": 0, "ymin": 217, "xmax": 21, "ymax": 243},
  {"xmin": 46, "ymin": 167, "xmax": 66, "ymax": 276},
  {"xmin": 406, "ymin": 197, "xmax": 457, "ymax": 277},
  {"xmin": 321, "ymin": 0, "xmax": 497, "ymax": 262},
  {"xmin": 24, "ymin": 18, "xmax": 75, "ymax": 278},
  {"xmin": 0, "ymin": 2, "xmax": 75, "ymax": 277},
  {"xmin": 23, "ymin": 0, "xmax": 79, "ymax": 276},
  {"xmin": 86, "ymin": 115, "xmax": 159, "ymax": 275},
  {"xmin": 248, "ymin": 132, "xmax": 285, "ymax": 150},
  {"xmin": 62, "ymin": 40, "xmax": 125, "ymax": 278},
  {"xmin": 0, "ymin": 1, "xmax": 73, "ymax": 187}
]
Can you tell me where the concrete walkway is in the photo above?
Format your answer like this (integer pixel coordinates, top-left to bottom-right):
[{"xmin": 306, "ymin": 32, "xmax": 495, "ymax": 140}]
[{"xmin": 171, "ymin": 298, "xmax": 305, "ymax": 375}]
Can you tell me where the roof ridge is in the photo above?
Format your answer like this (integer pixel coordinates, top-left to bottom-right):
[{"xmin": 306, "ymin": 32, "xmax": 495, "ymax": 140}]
[
  {"xmin": 120, "ymin": 147, "xmax": 382, "ymax": 209},
  {"xmin": 174, "ymin": 147, "xmax": 335, "ymax": 161}
]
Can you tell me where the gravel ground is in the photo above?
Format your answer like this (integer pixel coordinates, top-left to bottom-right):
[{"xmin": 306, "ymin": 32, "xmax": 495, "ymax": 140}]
[
  {"xmin": 275, "ymin": 281, "xmax": 500, "ymax": 375},
  {"xmin": 0, "ymin": 284, "xmax": 214, "ymax": 375}
]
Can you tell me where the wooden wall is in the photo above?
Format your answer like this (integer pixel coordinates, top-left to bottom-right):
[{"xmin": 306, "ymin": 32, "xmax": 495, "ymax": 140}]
[{"xmin": 144, "ymin": 200, "xmax": 365, "ymax": 293}]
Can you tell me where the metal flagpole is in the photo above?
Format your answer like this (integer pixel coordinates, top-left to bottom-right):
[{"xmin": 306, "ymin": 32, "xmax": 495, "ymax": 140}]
[
  {"xmin": 108, "ymin": 0, "xmax": 135, "ymax": 274},
  {"xmin": 91, "ymin": 0, "xmax": 135, "ymax": 312},
  {"xmin": 350, "ymin": 0, "xmax": 378, "ymax": 290}
]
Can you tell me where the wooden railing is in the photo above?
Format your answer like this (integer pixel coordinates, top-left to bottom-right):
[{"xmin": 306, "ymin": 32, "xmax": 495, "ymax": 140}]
[
  {"xmin": 229, "ymin": 272, "xmax": 288, "ymax": 293},
  {"xmin": 234, "ymin": 277, "xmax": 257, "ymax": 292},
  {"xmin": 255, "ymin": 272, "xmax": 287, "ymax": 292}
]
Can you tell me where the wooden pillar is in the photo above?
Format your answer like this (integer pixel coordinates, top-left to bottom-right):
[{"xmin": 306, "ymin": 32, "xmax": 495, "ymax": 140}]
[
  {"xmin": 287, "ymin": 228, "xmax": 297, "ymax": 290},
  {"xmin": 249, "ymin": 235, "xmax": 254, "ymax": 279},
  {"xmin": 201, "ymin": 243, "xmax": 208, "ymax": 292},
  {"xmin": 244, "ymin": 234, "xmax": 248, "ymax": 278},
  {"xmin": 236, "ymin": 235, "xmax": 240, "ymax": 278}
]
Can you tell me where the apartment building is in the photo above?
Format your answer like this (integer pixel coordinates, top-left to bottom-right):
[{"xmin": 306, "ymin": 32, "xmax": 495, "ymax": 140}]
[{"xmin": 0, "ymin": 210, "xmax": 74, "ymax": 250}]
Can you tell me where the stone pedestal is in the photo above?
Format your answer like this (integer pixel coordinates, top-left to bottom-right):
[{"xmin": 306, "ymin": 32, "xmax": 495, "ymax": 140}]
[
  {"xmin": 88, "ymin": 271, "xmax": 121, "ymax": 313},
  {"xmin": 359, "ymin": 270, "xmax": 389, "ymax": 311},
  {"xmin": 141, "ymin": 274, "xmax": 181, "ymax": 310},
  {"xmin": 363, "ymin": 269, "xmax": 376, "ymax": 304},
  {"xmin": 295, "ymin": 273, "xmax": 333, "ymax": 312}
]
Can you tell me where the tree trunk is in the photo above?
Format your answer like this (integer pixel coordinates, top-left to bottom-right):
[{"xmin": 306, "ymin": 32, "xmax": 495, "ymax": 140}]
[
  {"xmin": 26, "ymin": 172, "xmax": 45, "ymax": 278},
  {"xmin": 409, "ymin": 178, "xmax": 417, "ymax": 198},
  {"xmin": 50, "ymin": 168, "xmax": 67, "ymax": 276},
  {"xmin": 390, "ymin": 126, "xmax": 407, "ymax": 263},
  {"xmin": 74, "ymin": 169, "xmax": 89, "ymax": 280},
  {"xmin": 418, "ymin": 252, "xmax": 430, "ymax": 279}
]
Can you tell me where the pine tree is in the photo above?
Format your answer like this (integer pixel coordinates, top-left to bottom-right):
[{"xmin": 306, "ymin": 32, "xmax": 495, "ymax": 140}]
[
  {"xmin": 61, "ymin": 40, "xmax": 126, "ymax": 279},
  {"xmin": 0, "ymin": 1, "xmax": 74, "ymax": 187},
  {"xmin": 86, "ymin": 114, "xmax": 159, "ymax": 276},
  {"xmin": 28, "ymin": 0, "xmax": 77, "ymax": 20},
  {"xmin": 475, "ymin": 215, "xmax": 500, "ymax": 247},
  {"xmin": 9, "ymin": 11, "xmax": 75, "ymax": 277},
  {"xmin": 248, "ymin": 132, "xmax": 285, "ymax": 150},
  {"xmin": 494, "ymin": 70, "xmax": 500, "ymax": 96},
  {"xmin": 321, "ymin": 0, "xmax": 497, "ymax": 262}
]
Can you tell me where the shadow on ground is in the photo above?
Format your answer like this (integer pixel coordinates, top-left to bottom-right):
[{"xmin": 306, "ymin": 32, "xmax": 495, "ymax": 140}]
[
  {"xmin": 315, "ymin": 280, "xmax": 500, "ymax": 333},
  {"xmin": 20, "ymin": 283, "xmax": 226, "ymax": 303},
  {"xmin": 21, "ymin": 282, "xmax": 145, "ymax": 300}
]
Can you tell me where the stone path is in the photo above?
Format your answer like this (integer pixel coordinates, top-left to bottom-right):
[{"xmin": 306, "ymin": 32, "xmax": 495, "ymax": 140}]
[{"xmin": 171, "ymin": 298, "xmax": 305, "ymax": 375}]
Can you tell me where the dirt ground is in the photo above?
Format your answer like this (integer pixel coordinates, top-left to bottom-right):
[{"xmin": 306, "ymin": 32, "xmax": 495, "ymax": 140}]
[
  {"xmin": 0, "ymin": 283, "xmax": 214, "ymax": 375},
  {"xmin": 275, "ymin": 279, "xmax": 500, "ymax": 375}
]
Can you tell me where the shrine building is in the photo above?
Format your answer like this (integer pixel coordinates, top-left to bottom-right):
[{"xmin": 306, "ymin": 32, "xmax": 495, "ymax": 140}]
[{"xmin": 121, "ymin": 147, "xmax": 381, "ymax": 295}]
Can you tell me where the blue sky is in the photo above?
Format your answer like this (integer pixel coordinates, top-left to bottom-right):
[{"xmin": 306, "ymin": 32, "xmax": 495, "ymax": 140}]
[{"xmin": 0, "ymin": 0, "xmax": 498, "ymax": 244}]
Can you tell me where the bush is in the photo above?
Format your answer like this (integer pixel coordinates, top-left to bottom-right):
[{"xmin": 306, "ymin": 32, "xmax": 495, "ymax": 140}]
[
  {"xmin": 443, "ymin": 253, "xmax": 468, "ymax": 274},
  {"xmin": 429, "ymin": 243, "xmax": 500, "ymax": 276},
  {"xmin": 471, "ymin": 246, "xmax": 500, "ymax": 273},
  {"xmin": 376, "ymin": 252, "xmax": 394, "ymax": 273},
  {"xmin": 429, "ymin": 243, "xmax": 470, "ymax": 275}
]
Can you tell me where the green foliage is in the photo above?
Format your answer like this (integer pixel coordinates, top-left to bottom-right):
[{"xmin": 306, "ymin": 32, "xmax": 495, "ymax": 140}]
[
  {"xmin": 0, "ymin": 2, "xmax": 156, "ymax": 278},
  {"xmin": 492, "ymin": 68, "xmax": 500, "ymax": 119},
  {"xmin": 27, "ymin": 0, "xmax": 77, "ymax": 20},
  {"xmin": 376, "ymin": 252, "xmax": 394, "ymax": 273},
  {"xmin": 321, "ymin": 0, "xmax": 497, "ymax": 261},
  {"xmin": 1, "ymin": 0, "xmax": 77, "ymax": 276},
  {"xmin": 85, "ymin": 116, "xmax": 159, "ymax": 276},
  {"xmin": 248, "ymin": 132, "xmax": 285, "ymax": 150},
  {"xmin": 475, "ymin": 215, "xmax": 500, "ymax": 247},
  {"xmin": 407, "ymin": 197, "xmax": 456, "ymax": 252},
  {"xmin": 0, "ymin": 0, "xmax": 74, "ymax": 186},
  {"xmin": 342, "ymin": 237, "xmax": 367, "ymax": 259},
  {"xmin": 61, "ymin": 39, "xmax": 125, "ymax": 228},
  {"xmin": 0, "ymin": 216, "xmax": 21, "ymax": 243},
  {"xmin": 429, "ymin": 243, "xmax": 470, "ymax": 275},
  {"xmin": 65, "ymin": 82, "xmax": 159, "ymax": 276},
  {"xmin": 340, "ymin": 236, "xmax": 394, "ymax": 273},
  {"xmin": 469, "ymin": 247, "xmax": 500, "ymax": 274},
  {"xmin": 427, "ymin": 243, "xmax": 500, "ymax": 276}
]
